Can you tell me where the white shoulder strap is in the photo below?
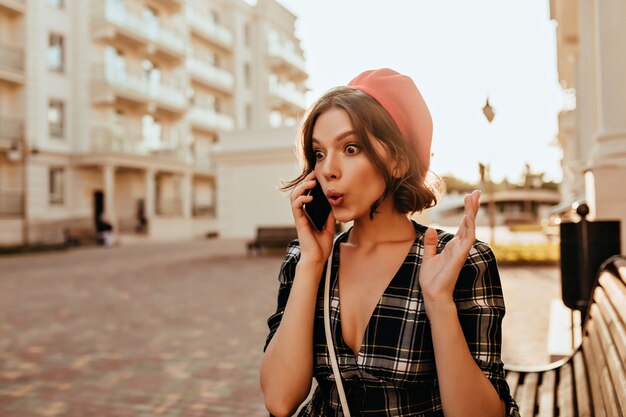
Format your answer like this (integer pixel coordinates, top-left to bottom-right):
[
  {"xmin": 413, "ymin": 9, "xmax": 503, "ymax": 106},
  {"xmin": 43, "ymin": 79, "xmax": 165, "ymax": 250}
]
[{"xmin": 323, "ymin": 235, "xmax": 351, "ymax": 416}]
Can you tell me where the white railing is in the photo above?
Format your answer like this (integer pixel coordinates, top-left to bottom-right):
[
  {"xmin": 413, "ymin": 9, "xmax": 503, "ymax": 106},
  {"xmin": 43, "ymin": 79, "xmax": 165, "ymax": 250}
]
[
  {"xmin": 189, "ymin": 107, "xmax": 234, "ymax": 132},
  {"xmin": 268, "ymin": 39, "xmax": 306, "ymax": 72},
  {"xmin": 91, "ymin": 127, "xmax": 189, "ymax": 162},
  {"xmin": 186, "ymin": 7, "xmax": 233, "ymax": 48},
  {"xmin": 269, "ymin": 79, "xmax": 306, "ymax": 109},
  {"xmin": 94, "ymin": 0, "xmax": 186, "ymax": 55},
  {"xmin": 93, "ymin": 64, "xmax": 187, "ymax": 110},
  {"xmin": 186, "ymin": 58, "xmax": 234, "ymax": 91}
]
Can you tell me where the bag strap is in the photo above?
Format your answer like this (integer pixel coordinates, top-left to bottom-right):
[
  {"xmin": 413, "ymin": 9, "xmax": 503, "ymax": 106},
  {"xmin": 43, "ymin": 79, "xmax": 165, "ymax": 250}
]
[{"xmin": 323, "ymin": 236, "xmax": 351, "ymax": 416}]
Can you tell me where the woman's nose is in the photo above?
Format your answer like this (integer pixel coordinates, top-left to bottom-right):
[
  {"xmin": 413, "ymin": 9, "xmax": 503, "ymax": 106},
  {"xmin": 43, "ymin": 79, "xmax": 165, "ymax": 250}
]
[{"xmin": 320, "ymin": 152, "xmax": 340, "ymax": 180}]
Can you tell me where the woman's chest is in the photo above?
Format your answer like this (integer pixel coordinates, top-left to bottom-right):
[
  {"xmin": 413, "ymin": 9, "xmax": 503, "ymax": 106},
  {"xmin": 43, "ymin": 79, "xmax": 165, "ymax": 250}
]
[{"xmin": 312, "ymin": 255, "xmax": 437, "ymax": 385}]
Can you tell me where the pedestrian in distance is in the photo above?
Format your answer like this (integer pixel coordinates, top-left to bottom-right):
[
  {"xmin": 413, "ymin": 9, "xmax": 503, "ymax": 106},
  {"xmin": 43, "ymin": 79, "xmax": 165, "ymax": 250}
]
[{"xmin": 260, "ymin": 68, "xmax": 520, "ymax": 417}]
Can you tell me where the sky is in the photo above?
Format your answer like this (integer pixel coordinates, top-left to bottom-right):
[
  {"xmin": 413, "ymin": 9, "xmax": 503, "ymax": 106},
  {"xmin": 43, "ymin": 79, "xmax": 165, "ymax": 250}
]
[{"xmin": 276, "ymin": 0, "xmax": 565, "ymax": 184}]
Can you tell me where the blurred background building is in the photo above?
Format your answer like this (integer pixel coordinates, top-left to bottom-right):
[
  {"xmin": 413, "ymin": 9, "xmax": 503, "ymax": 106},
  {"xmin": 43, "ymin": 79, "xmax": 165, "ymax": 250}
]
[
  {"xmin": 551, "ymin": 0, "xmax": 626, "ymax": 251},
  {"xmin": 0, "ymin": 0, "xmax": 307, "ymax": 245}
]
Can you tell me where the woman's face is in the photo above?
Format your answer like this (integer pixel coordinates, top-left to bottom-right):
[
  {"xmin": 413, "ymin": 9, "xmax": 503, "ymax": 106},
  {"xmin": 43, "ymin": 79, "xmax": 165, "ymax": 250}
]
[{"xmin": 311, "ymin": 107, "xmax": 392, "ymax": 223}]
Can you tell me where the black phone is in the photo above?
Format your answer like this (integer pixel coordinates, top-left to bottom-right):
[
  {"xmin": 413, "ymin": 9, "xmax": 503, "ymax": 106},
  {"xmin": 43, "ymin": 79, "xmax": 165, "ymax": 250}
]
[{"xmin": 303, "ymin": 181, "xmax": 332, "ymax": 232}]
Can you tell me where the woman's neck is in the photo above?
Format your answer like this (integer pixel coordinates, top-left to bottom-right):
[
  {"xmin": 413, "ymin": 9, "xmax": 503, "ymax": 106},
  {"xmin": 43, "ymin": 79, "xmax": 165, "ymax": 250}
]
[{"xmin": 346, "ymin": 200, "xmax": 417, "ymax": 251}]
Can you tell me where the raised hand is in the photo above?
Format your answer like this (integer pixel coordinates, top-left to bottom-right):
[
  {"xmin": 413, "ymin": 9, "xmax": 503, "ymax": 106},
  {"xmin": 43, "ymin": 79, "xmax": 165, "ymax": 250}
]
[
  {"xmin": 290, "ymin": 171, "xmax": 337, "ymax": 265},
  {"xmin": 419, "ymin": 190, "xmax": 481, "ymax": 303}
]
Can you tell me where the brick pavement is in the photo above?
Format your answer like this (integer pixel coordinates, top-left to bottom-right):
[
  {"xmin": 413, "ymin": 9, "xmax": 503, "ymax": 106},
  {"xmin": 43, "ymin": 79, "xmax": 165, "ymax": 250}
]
[{"xmin": 0, "ymin": 239, "xmax": 560, "ymax": 416}]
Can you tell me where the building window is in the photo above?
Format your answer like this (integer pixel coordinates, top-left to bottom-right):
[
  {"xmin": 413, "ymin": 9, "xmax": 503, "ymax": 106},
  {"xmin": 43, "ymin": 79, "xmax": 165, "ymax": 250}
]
[
  {"xmin": 48, "ymin": 34, "xmax": 64, "ymax": 72},
  {"xmin": 48, "ymin": 0, "xmax": 63, "ymax": 8},
  {"xmin": 48, "ymin": 100, "xmax": 65, "ymax": 138},
  {"xmin": 49, "ymin": 168, "xmax": 65, "ymax": 205}
]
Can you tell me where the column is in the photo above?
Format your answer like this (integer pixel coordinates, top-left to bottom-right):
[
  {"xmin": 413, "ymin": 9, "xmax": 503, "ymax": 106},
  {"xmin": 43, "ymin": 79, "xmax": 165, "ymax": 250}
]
[
  {"xmin": 103, "ymin": 164, "xmax": 117, "ymax": 228},
  {"xmin": 586, "ymin": 0, "xmax": 626, "ymax": 251},
  {"xmin": 182, "ymin": 172, "xmax": 192, "ymax": 219},
  {"xmin": 145, "ymin": 168, "xmax": 155, "ymax": 218}
]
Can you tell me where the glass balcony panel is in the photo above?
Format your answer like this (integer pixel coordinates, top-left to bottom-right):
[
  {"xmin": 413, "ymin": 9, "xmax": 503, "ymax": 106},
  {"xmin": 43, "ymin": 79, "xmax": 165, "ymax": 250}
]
[
  {"xmin": 268, "ymin": 78, "xmax": 306, "ymax": 109},
  {"xmin": 91, "ymin": 127, "xmax": 188, "ymax": 162},
  {"xmin": 93, "ymin": 64, "xmax": 187, "ymax": 111},
  {"xmin": 186, "ymin": 7, "xmax": 233, "ymax": 49},
  {"xmin": 93, "ymin": 0, "xmax": 185, "ymax": 56},
  {"xmin": 189, "ymin": 107, "xmax": 234, "ymax": 133},
  {"xmin": 187, "ymin": 57, "xmax": 234, "ymax": 92},
  {"xmin": 267, "ymin": 38, "xmax": 306, "ymax": 73}
]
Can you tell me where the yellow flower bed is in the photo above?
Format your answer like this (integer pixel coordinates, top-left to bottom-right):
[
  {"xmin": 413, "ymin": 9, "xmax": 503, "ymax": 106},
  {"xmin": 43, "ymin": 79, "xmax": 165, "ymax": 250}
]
[{"xmin": 490, "ymin": 242, "xmax": 560, "ymax": 264}]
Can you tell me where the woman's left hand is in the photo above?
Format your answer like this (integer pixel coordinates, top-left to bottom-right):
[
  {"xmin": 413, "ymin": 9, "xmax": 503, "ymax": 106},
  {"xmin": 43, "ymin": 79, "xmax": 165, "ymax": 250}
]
[{"xmin": 419, "ymin": 190, "xmax": 481, "ymax": 304}]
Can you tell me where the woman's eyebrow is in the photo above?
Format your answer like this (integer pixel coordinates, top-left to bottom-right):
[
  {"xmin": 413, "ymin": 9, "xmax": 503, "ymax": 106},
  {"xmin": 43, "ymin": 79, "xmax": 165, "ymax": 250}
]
[{"xmin": 312, "ymin": 130, "xmax": 356, "ymax": 145}]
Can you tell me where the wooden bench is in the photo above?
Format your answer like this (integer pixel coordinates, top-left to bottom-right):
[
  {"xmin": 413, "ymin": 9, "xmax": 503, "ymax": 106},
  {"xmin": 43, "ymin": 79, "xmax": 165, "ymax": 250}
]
[
  {"xmin": 247, "ymin": 226, "xmax": 298, "ymax": 256},
  {"xmin": 504, "ymin": 256, "xmax": 626, "ymax": 417}
]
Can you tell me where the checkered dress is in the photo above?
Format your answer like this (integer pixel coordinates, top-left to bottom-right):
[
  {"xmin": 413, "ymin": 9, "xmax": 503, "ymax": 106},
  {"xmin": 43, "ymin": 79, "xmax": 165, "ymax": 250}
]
[{"xmin": 265, "ymin": 220, "xmax": 521, "ymax": 416}]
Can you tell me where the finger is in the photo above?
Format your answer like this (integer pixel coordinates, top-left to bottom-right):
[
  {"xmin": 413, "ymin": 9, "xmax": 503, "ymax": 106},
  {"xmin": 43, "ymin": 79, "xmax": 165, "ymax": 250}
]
[
  {"xmin": 464, "ymin": 193, "xmax": 475, "ymax": 219},
  {"xmin": 292, "ymin": 194, "xmax": 313, "ymax": 211},
  {"xmin": 423, "ymin": 227, "xmax": 438, "ymax": 260},
  {"xmin": 291, "ymin": 179, "xmax": 316, "ymax": 202},
  {"xmin": 473, "ymin": 190, "xmax": 481, "ymax": 216}
]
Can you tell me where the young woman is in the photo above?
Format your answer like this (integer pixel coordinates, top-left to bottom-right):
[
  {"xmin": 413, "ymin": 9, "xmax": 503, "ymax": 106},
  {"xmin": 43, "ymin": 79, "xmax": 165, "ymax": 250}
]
[{"xmin": 260, "ymin": 68, "xmax": 520, "ymax": 417}]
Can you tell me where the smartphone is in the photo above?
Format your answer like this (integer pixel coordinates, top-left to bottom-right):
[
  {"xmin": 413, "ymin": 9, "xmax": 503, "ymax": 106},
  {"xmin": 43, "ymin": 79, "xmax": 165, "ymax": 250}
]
[{"xmin": 303, "ymin": 181, "xmax": 332, "ymax": 232}]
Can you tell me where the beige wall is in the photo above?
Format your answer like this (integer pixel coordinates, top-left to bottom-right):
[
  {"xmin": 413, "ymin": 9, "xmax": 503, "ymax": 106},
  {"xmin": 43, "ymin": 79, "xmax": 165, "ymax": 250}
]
[{"xmin": 215, "ymin": 126, "xmax": 300, "ymax": 238}]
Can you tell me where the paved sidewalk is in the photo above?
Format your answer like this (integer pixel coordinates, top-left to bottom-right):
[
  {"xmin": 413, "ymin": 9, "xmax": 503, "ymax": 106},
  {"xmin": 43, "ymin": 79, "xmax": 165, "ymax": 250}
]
[{"xmin": 0, "ymin": 239, "xmax": 560, "ymax": 416}]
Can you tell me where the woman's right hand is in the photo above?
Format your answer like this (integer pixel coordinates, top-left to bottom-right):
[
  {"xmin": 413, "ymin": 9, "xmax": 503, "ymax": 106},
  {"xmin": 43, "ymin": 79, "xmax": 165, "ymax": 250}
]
[{"xmin": 290, "ymin": 171, "xmax": 336, "ymax": 266}]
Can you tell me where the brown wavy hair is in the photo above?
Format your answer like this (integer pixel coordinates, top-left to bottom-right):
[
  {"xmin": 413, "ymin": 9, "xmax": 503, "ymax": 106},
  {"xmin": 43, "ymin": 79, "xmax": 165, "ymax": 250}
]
[{"xmin": 281, "ymin": 86, "xmax": 443, "ymax": 219}]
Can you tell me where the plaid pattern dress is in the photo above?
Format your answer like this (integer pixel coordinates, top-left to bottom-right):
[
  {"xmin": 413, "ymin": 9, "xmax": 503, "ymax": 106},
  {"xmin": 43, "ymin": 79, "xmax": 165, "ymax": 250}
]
[{"xmin": 264, "ymin": 220, "xmax": 521, "ymax": 416}]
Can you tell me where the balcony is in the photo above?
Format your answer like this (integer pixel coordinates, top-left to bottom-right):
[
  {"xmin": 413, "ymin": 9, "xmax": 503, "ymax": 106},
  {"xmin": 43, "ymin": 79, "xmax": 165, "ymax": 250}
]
[
  {"xmin": 92, "ymin": 0, "xmax": 186, "ymax": 61},
  {"xmin": 189, "ymin": 106, "xmax": 234, "ymax": 133},
  {"xmin": 0, "ymin": 117, "xmax": 23, "ymax": 149},
  {"xmin": 0, "ymin": 0, "xmax": 25, "ymax": 15},
  {"xmin": 186, "ymin": 7, "xmax": 233, "ymax": 50},
  {"xmin": 0, "ymin": 42, "xmax": 24, "ymax": 84},
  {"xmin": 91, "ymin": 127, "xmax": 189, "ymax": 163},
  {"xmin": 269, "ymin": 79, "xmax": 306, "ymax": 110},
  {"xmin": 267, "ymin": 38, "xmax": 306, "ymax": 79},
  {"xmin": 187, "ymin": 57, "xmax": 234, "ymax": 93},
  {"xmin": 193, "ymin": 158, "xmax": 215, "ymax": 176},
  {"xmin": 0, "ymin": 191, "xmax": 22, "ymax": 216},
  {"xmin": 92, "ymin": 65, "xmax": 187, "ymax": 114}
]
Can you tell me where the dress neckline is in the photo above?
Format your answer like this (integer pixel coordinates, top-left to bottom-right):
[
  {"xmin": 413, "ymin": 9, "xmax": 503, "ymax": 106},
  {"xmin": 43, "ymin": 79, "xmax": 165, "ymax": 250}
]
[{"xmin": 331, "ymin": 220, "xmax": 425, "ymax": 361}]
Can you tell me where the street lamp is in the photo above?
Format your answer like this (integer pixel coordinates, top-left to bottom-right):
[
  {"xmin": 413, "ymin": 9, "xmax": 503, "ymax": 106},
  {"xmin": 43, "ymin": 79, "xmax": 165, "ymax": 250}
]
[{"xmin": 481, "ymin": 97, "xmax": 497, "ymax": 245}]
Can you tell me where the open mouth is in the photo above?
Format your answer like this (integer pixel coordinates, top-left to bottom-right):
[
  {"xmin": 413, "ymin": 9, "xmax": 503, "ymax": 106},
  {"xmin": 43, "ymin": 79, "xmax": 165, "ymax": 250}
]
[{"xmin": 327, "ymin": 192, "xmax": 344, "ymax": 206}]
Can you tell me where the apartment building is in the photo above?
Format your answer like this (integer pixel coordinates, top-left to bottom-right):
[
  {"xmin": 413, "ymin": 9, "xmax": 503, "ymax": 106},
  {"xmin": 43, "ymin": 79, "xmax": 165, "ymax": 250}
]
[{"xmin": 0, "ymin": 0, "xmax": 308, "ymax": 245}]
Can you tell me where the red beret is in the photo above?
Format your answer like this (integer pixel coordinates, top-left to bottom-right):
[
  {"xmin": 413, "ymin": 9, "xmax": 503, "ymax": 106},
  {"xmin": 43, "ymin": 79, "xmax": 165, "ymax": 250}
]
[{"xmin": 348, "ymin": 68, "xmax": 433, "ymax": 176}]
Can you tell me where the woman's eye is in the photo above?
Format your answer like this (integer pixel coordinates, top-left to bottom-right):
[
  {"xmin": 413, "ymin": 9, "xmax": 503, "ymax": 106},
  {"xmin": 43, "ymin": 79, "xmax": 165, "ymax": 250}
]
[
  {"xmin": 314, "ymin": 150, "xmax": 324, "ymax": 160},
  {"xmin": 345, "ymin": 144, "xmax": 359, "ymax": 154}
]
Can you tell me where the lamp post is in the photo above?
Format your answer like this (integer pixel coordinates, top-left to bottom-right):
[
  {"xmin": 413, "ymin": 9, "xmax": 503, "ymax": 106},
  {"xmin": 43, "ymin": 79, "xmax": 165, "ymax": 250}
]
[
  {"xmin": 8, "ymin": 137, "xmax": 35, "ymax": 246},
  {"xmin": 481, "ymin": 97, "xmax": 496, "ymax": 245}
]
